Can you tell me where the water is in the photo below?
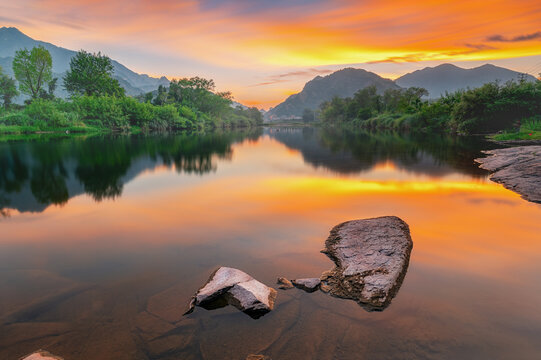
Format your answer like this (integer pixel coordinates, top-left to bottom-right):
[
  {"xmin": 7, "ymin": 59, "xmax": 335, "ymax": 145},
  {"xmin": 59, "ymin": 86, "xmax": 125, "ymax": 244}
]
[{"xmin": 0, "ymin": 127, "xmax": 540, "ymax": 360}]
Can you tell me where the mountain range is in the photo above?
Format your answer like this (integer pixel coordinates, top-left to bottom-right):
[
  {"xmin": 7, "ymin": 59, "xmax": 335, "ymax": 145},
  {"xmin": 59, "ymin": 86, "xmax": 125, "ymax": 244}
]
[
  {"xmin": 0, "ymin": 27, "xmax": 169, "ymax": 99},
  {"xmin": 268, "ymin": 64, "xmax": 536, "ymax": 119},
  {"xmin": 268, "ymin": 68, "xmax": 399, "ymax": 118}
]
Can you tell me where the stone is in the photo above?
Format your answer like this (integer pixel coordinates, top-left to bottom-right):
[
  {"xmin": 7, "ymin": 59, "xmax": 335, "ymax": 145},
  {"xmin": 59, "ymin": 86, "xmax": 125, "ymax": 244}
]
[
  {"xmin": 475, "ymin": 146, "xmax": 541, "ymax": 204},
  {"xmin": 246, "ymin": 355, "xmax": 271, "ymax": 360},
  {"xmin": 20, "ymin": 350, "xmax": 63, "ymax": 360},
  {"xmin": 276, "ymin": 277, "xmax": 294, "ymax": 290},
  {"xmin": 320, "ymin": 216, "xmax": 413, "ymax": 311},
  {"xmin": 184, "ymin": 267, "xmax": 277, "ymax": 319},
  {"xmin": 292, "ymin": 278, "xmax": 321, "ymax": 293}
]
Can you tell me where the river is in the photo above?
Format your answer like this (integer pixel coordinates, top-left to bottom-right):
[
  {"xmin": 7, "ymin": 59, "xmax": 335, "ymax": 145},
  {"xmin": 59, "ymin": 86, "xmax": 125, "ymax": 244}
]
[{"xmin": 1, "ymin": 127, "xmax": 540, "ymax": 359}]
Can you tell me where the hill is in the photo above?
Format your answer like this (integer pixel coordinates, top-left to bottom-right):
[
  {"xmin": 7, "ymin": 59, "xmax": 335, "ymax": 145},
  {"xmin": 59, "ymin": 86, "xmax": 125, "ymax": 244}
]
[
  {"xmin": 0, "ymin": 27, "xmax": 169, "ymax": 98},
  {"xmin": 267, "ymin": 68, "xmax": 400, "ymax": 119},
  {"xmin": 395, "ymin": 63, "xmax": 537, "ymax": 98}
]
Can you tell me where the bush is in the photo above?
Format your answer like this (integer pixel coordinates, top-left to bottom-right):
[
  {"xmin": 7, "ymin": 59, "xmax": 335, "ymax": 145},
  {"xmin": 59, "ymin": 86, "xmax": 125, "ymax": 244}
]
[
  {"xmin": 24, "ymin": 99, "xmax": 71, "ymax": 128},
  {"xmin": 117, "ymin": 97, "xmax": 154, "ymax": 126},
  {"xmin": 73, "ymin": 95, "xmax": 128, "ymax": 130},
  {"xmin": 0, "ymin": 111, "xmax": 33, "ymax": 126}
]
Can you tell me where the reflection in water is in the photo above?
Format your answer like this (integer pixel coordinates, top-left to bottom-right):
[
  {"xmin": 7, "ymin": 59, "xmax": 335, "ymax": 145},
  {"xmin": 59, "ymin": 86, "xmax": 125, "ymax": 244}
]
[
  {"xmin": 0, "ymin": 129, "xmax": 261, "ymax": 214},
  {"xmin": 1, "ymin": 127, "xmax": 497, "ymax": 215},
  {"xmin": 0, "ymin": 128, "xmax": 540, "ymax": 360},
  {"xmin": 267, "ymin": 126, "xmax": 498, "ymax": 177}
]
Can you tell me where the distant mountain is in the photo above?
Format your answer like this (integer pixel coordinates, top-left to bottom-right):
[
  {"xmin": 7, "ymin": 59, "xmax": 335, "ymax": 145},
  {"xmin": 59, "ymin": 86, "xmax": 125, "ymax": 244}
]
[
  {"xmin": 395, "ymin": 63, "xmax": 537, "ymax": 98},
  {"xmin": 267, "ymin": 68, "xmax": 400, "ymax": 119},
  {"xmin": 0, "ymin": 27, "xmax": 169, "ymax": 98}
]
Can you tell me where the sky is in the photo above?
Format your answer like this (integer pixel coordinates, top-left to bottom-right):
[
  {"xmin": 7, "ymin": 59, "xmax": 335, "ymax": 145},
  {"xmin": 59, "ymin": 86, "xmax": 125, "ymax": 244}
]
[{"xmin": 1, "ymin": 0, "xmax": 541, "ymax": 108}]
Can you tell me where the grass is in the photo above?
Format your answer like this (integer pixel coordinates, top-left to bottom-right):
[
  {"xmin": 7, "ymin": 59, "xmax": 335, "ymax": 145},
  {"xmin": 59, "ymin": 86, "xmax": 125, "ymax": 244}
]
[
  {"xmin": 0, "ymin": 124, "xmax": 109, "ymax": 135},
  {"xmin": 491, "ymin": 119, "xmax": 541, "ymax": 141}
]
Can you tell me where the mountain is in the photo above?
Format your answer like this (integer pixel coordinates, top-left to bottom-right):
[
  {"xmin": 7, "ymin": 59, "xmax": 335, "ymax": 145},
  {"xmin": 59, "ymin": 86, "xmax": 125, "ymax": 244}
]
[
  {"xmin": 395, "ymin": 63, "xmax": 537, "ymax": 98},
  {"xmin": 267, "ymin": 68, "xmax": 400, "ymax": 119},
  {"xmin": 0, "ymin": 27, "xmax": 169, "ymax": 97}
]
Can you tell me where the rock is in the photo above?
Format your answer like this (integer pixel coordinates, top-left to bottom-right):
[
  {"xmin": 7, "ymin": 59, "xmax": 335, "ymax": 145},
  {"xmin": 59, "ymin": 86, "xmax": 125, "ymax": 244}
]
[
  {"xmin": 277, "ymin": 277, "xmax": 294, "ymax": 290},
  {"xmin": 20, "ymin": 350, "xmax": 63, "ymax": 360},
  {"xmin": 320, "ymin": 216, "xmax": 413, "ymax": 311},
  {"xmin": 246, "ymin": 355, "xmax": 271, "ymax": 360},
  {"xmin": 475, "ymin": 146, "xmax": 541, "ymax": 203},
  {"xmin": 292, "ymin": 278, "xmax": 321, "ymax": 293},
  {"xmin": 184, "ymin": 267, "xmax": 277, "ymax": 319}
]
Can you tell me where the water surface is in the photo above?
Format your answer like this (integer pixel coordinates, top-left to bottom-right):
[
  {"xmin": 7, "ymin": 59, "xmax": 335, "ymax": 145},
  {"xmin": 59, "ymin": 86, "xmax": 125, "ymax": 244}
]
[{"xmin": 1, "ymin": 127, "xmax": 540, "ymax": 359}]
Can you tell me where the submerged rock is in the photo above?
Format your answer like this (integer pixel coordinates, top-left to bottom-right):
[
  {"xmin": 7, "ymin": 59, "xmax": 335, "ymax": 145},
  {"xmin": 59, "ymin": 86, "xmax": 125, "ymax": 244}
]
[
  {"xmin": 320, "ymin": 216, "xmax": 413, "ymax": 311},
  {"xmin": 277, "ymin": 277, "xmax": 294, "ymax": 290},
  {"xmin": 20, "ymin": 350, "xmax": 63, "ymax": 360},
  {"xmin": 184, "ymin": 267, "xmax": 277, "ymax": 319},
  {"xmin": 292, "ymin": 278, "xmax": 321, "ymax": 293},
  {"xmin": 475, "ymin": 146, "xmax": 541, "ymax": 204}
]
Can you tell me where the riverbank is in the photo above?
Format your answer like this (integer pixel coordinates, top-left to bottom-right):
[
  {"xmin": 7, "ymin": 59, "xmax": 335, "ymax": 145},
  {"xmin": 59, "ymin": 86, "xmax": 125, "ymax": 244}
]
[{"xmin": 475, "ymin": 146, "xmax": 541, "ymax": 204}]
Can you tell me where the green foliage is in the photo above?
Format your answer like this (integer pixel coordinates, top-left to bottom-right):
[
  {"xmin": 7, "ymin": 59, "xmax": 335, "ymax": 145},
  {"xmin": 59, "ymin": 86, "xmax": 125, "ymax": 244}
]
[
  {"xmin": 320, "ymin": 80, "xmax": 541, "ymax": 135},
  {"xmin": 492, "ymin": 116, "xmax": 541, "ymax": 141},
  {"xmin": 73, "ymin": 96, "xmax": 128, "ymax": 129},
  {"xmin": 451, "ymin": 81, "xmax": 541, "ymax": 134},
  {"xmin": 12, "ymin": 45, "xmax": 53, "ymax": 98},
  {"xmin": 64, "ymin": 50, "xmax": 125, "ymax": 97},
  {"xmin": 2, "ymin": 51, "xmax": 262, "ymax": 134},
  {"xmin": 24, "ymin": 99, "xmax": 75, "ymax": 128},
  {"xmin": 0, "ymin": 71, "xmax": 19, "ymax": 108}
]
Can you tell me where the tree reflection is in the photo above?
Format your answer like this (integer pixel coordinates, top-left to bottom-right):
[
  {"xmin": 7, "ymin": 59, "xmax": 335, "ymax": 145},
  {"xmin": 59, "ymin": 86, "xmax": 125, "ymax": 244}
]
[
  {"xmin": 268, "ymin": 127, "xmax": 499, "ymax": 177},
  {"xmin": 0, "ymin": 128, "xmax": 262, "ymax": 213}
]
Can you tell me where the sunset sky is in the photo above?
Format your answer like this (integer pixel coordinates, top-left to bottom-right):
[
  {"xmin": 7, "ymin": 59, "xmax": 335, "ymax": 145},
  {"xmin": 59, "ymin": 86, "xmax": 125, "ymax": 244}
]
[{"xmin": 2, "ymin": 0, "xmax": 541, "ymax": 108}]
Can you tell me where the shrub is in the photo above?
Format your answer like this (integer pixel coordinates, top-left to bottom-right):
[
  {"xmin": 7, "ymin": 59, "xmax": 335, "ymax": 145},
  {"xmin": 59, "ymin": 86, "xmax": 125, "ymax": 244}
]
[
  {"xmin": 24, "ymin": 99, "xmax": 70, "ymax": 128},
  {"xmin": 73, "ymin": 95, "xmax": 128, "ymax": 130},
  {"xmin": 0, "ymin": 111, "xmax": 33, "ymax": 126},
  {"xmin": 117, "ymin": 97, "xmax": 154, "ymax": 126}
]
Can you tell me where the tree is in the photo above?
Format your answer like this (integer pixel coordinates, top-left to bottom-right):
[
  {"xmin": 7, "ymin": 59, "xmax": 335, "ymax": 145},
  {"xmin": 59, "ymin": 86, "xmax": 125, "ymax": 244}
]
[
  {"xmin": 0, "ymin": 74, "xmax": 19, "ymax": 108},
  {"xmin": 38, "ymin": 77, "xmax": 57, "ymax": 100},
  {"xmin": 12, "ymin": 45, "xmax": 52, "ymax": 99},
  {"xmin": 302, "ymin": 108, "xmax": 315, "ymax": 122},
  {"xmin": 63, "ymin": 50, "xmax": 125, "ymax": 97},
  {"xmin": 0, "ymin": 66, "xmax": 19, "ymax": 108}
]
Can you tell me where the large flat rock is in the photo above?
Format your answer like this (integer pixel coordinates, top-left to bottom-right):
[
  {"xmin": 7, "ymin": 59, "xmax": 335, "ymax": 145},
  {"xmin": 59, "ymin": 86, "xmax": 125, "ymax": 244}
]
[
  {"xmin": 475, "ymin": 146, "xmax": 541, "ymax": 204},
  {"xmin": 20, "ymin": 350, "xmax": 63, "ymax": 360},
  {"xmin": 320, "ymin": 216, "xmax": 413, "ymax": 311},
  {"xmin": 185, "ymin": 267, "xmax": 277, "ymax": 319}
]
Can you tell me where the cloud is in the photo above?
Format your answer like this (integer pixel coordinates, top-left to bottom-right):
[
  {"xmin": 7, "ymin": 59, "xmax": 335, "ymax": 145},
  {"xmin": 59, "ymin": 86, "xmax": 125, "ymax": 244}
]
[
  {"xmin": 250, "ymin": 68, "xmax": 333, "ymax": 86},
  {"xmin": 367, "ymin": 54, "xmax": 427, "ymax": 64},
  {"xmin": 464, "ymin": 43, "xmax": 497, "ymax": 50},
  {"xmin": 0, "ymin": 16, "xmax": 32, "ymax": 26},
  {"xmin": 486, "ymin": 31, "xmax": 541, "ymax": 42}
]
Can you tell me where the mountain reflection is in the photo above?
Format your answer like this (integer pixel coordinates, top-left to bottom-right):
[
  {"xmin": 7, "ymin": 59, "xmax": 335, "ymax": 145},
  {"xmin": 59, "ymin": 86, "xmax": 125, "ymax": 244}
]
[
  {"xmin": 0, "ymin": 129, "xmax": 262, "ymax": 214},
  {"xmin": 266, "ymin": 127, "xmax": 499, "ymax": 177}
]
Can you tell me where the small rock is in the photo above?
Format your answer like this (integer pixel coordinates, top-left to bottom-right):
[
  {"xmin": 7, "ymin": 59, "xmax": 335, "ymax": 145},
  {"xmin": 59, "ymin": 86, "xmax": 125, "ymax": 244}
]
[
  {"xmin": 277, "ymin": 277, "xmax": 294, "ymax": 290},
  {"xmin": 246, "ymin": 355, "xmax": 271, "ymax": 360},
  {"xmin": 20, "ymin": 350, "xmax": 63, "ymax": 360},
  {"xmin": 184, "ymin": 267, "xmax": 277, "ymax": 319},
  {"xmin": 292, "ymin": 278, "xmax": 321, "ymax": 293}
]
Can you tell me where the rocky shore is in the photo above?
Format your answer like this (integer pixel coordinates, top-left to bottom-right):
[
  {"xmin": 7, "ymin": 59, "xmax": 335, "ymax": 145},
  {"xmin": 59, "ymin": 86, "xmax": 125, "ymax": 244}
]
[{"xmin": 475, "ymin": 145, "xmax": 541, "ymax": 204}]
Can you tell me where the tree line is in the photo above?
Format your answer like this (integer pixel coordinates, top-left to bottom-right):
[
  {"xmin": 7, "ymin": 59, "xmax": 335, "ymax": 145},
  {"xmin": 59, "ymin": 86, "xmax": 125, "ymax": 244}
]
[
  {"xmin": 0, "ymin": 46, "xmax": 263, "ymax": 133},
  {"xmin": 312, "ymin": 79, "xmax": 541, "ymax": 135}
]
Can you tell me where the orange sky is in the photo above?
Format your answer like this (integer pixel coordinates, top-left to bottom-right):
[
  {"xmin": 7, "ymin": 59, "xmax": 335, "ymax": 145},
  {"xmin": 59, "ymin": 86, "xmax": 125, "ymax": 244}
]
[{"xmin": 2, "ymin": 0, "xmax": 541, "ymax": 108}]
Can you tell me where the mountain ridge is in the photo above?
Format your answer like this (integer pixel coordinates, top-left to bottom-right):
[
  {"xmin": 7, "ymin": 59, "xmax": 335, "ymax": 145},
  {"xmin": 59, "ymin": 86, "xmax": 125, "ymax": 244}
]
[
  {"xmin": 0, "ymin": 27, "xmax": 170, "ymax": 97},
  {"xmin": 395, "ymin": 63, "xmax": 536, "ymax": 98},
  {"xmin": 268, "ymin": 67, "xmax": 400, "ymax": 118},
  {"xmin": 268, "ymin": 63, "xmax": 536, "ymax": 118}
]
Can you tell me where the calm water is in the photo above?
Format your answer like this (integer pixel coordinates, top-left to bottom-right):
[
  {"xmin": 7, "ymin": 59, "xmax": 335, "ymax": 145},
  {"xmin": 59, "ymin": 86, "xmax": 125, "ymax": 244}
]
[{"xmin": 0, "ymin": 127, "xmax": 540, "ymax": 360}]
